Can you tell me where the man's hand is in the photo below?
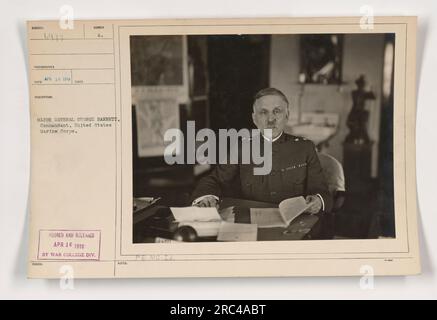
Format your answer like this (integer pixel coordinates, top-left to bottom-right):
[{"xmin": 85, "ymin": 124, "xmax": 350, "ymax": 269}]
[
  {"xmin": 193, "ymin": 195, "xmax": 219, "ymax": 208},
  {"xmin": 305, "ymin": 194, "xmax": 322, "ymax": 214}
]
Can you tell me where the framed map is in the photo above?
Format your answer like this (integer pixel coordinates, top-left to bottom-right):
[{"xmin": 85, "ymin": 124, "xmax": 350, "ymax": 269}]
[
  {"xmin": 130, "ymin": 35, "xmax": 189, "ymax": 103},
  {"xmin": 135, "ymin": 99, "xmax": 180, "ymax": 157}
]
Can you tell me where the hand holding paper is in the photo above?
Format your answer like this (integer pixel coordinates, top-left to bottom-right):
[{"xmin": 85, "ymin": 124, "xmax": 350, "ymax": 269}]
[{"xmin": 304, "ymin": 195, "xmax": 322, "ymax": 214}]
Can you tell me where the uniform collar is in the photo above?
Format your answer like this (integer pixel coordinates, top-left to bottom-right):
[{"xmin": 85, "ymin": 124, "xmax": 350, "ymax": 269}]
[{"xmin": 262, "ymin": 131, "xmax": 283, "ymax": 143}]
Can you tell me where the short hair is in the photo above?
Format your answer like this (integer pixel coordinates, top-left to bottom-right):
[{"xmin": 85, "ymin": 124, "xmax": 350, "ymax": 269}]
[{"xmin": 253, "ymin": 87, "xmax": 289, "ymax": 106}]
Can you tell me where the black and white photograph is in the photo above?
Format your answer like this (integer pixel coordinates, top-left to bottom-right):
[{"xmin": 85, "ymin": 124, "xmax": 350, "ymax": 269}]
[
  {"xmin": 131, "ymin": 33, "xmax": 396, "ymax": 243},
  {"xmin": 4, "ymin": 0, "xmax": 435, "ymax": 299},
  {"xmin": 22, "ymin": 15, "xmax": 420, "ymax": 280}
]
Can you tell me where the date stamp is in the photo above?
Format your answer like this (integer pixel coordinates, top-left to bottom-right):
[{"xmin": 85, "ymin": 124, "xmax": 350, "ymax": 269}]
[{"xmin": 37, "ymin": 230, "xmax": 101, "ymax": 260}]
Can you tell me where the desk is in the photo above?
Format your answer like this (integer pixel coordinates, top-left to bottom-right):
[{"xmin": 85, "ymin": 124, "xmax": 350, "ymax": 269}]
[{"xmin": 133, "ymin": 197, "xmax": 324, "ymax": 243}]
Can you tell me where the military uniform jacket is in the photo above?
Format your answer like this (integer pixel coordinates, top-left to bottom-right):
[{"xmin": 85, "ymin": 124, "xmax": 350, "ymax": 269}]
[{"xmin": 191, "ymin": 133, "xmax": 333, "ymax": 212}]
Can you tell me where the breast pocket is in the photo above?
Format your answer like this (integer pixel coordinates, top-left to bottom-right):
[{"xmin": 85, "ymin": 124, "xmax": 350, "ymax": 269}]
[{"xmin": 281, "ymin": 165, "xmax": 307, "ymax": 195}]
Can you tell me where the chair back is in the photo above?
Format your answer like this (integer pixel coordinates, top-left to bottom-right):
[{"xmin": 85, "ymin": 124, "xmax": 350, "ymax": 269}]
[{"xmin": 318, "ymin": 152, "xmax": 346, "ymax": 213}]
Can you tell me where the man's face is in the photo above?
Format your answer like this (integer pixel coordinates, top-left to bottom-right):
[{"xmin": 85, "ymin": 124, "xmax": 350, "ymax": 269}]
[{"xmin": 252, "ymin": 95, "xmax": 289, "ymax": 139}]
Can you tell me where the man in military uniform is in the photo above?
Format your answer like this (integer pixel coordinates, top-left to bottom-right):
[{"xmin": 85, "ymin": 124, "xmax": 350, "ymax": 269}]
[{"xmin": 191, "ymin": 87, "xmax": 333, "ymax": 214}]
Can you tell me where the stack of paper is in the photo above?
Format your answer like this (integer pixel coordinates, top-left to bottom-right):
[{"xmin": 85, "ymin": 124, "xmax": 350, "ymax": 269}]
[
  {"xmin": 170, "ymin": 207, "xmax": 222, "ymax": 237},
  {"xmin": 170, "ymin": 207, "xmax": 257, "ymax": 240}
]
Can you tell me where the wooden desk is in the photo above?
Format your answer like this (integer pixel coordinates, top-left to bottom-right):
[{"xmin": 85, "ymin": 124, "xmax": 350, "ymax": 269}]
[{"xmin": 133, "ymin": 197, "xmax": 323, "ymax": 242}]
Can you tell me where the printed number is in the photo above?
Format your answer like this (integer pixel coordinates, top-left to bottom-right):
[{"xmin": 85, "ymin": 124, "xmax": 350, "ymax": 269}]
[{"xmin": 214, "ymin": 305, "xmax": 221, "ymax": 315}]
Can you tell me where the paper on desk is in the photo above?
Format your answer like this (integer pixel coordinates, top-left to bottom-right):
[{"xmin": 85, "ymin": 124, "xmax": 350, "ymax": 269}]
[
  {"xmin": 279, "ymin": 196, "xmax": 312, "ymax": 225},
  {"xmin": 217, "ymin": 221, "xmax": 258, "ymax": 242},
  {"xmin": 170, "ymin": 207, "xmax": 222, "ymax": 222},
  {"xmin": 250, "ymin": 208, "xmax": 286, "ymax": 228},
  {"xmin": 219, "ymin": 206, "xmax": 235, "ymax": 222},
  {"xmin": 250, "ymin": 196, "xmax": 312, "ymax": 228}
]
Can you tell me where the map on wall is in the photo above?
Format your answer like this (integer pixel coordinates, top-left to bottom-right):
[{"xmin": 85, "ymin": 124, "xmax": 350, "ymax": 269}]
[
  {"xmin": 130, "ymin": 35, "xmax": 183, "ymax": 86},
  {"xmin": 135, "ymin": 99, "xmax": 180, "ymax": 157},
  {"xmin": 130, "ymin": 35, "xmax": 188, "ymax": 103}
]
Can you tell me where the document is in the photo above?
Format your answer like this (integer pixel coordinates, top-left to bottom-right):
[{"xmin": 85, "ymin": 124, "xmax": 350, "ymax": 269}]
[
  {"xmin": 217, "ymin": 222, "xmax": 258, "ymax": 242},
  {"xmin": 171, "ymin": 208, "xmax": 258, "ymax": 240},
  {"xmin": 219, "ymin": 206, "xmax": 235, "ymax": 222},
  {"xmin": 171, "ymin": 207, "xmax": 223, "ymax": 238},
  {"xmin": 250, "ymin": 196, "xmax": 312, "ymax": 228},
  {"xmin": 170, "ymin": 207, "xmax": 222, "ymax": 222}
]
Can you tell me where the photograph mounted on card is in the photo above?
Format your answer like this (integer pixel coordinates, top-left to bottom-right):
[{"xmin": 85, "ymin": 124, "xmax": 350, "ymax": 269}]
[{"xmin": 26, "ymin": 17, "xmax": 420, "ymax": 278}]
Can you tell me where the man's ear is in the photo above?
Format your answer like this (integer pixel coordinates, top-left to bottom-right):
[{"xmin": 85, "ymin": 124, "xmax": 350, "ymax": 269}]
[{"xmin": 252, "ymin": 112, "xmax": 257, "ymax": 127}]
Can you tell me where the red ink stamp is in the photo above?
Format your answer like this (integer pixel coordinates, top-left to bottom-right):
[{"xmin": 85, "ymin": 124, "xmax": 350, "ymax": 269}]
[{"xmin": 37, "ymin": 230, "xmax": 101, "ymax": 260}]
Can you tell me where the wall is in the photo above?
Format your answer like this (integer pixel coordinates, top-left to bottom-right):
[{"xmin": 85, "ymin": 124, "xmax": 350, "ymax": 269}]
[{"xmin": 270, "ymin": 34, "xmax": 385, "ymax": 176}]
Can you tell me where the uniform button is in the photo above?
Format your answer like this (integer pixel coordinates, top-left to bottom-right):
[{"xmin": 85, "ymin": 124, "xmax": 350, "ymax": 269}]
[
  {"xmin": 270, "ymin": 191, "xmax": 277, "ymax": 195},
  {"xmin": 270, "ymin": 170, "xmax": 276, "ymax": 176}
]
